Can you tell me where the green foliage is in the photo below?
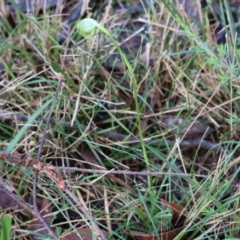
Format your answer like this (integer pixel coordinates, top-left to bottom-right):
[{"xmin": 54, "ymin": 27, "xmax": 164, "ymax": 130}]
[
  {"xmin": 76, "ymin": 16, "xmax": 152, "ymax": 193},
  {"xmin": 0, "ymin": 214, "xmax": 12, "ymax": 240},
  {"xmin": 6, "ymin": 98, "xmax": 53, "ymax": 153},
  {"xmin": 2, "ymin": 1, "xmax": 240, "ymax": 239}
]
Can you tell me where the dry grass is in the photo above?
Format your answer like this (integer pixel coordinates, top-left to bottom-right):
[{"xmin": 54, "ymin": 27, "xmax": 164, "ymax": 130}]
[{"xmin": 1, "ymin": 1, "xmax": 240, "ymax": 239}]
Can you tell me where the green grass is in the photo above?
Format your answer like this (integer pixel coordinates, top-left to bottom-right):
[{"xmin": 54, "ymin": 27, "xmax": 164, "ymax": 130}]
[
  {"xmin": 1, "ymin": 1, "xmax": 240, "ymax": 239},
  {"xmin": 0, "ymin": 214, "xmax": 12, "ymax": 240}
]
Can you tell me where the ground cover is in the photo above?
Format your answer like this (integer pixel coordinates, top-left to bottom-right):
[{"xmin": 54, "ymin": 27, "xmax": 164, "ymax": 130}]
[{"xmin": 1, "ymin": 0, "xmax": 240, "ymax": 239}]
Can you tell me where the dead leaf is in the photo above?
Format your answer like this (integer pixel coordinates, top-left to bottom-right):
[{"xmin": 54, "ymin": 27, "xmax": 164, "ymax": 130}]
[
  {"xmin": 161, "ymin": 199, "xmax": 186, "ymax": 227},
  {"xmin": 0, "ymin": 189, "xmax": 19, "ymax": 210}
]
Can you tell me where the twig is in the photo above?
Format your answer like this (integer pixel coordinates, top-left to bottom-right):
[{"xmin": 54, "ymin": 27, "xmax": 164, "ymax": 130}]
[{"xmin": 57, "ymin": 167, "xmax": 208, "ymax": 178}]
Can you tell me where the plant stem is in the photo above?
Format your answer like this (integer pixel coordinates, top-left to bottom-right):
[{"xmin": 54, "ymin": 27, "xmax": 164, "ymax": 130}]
[{"xmin": 96, "ymin": 24, "xmax": 152, "ymax": 188}]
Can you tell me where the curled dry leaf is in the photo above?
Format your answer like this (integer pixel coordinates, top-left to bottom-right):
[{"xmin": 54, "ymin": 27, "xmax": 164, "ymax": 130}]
[{"xmin": 161, "ymin": 199, "xmax": 186, "ymax": 227}]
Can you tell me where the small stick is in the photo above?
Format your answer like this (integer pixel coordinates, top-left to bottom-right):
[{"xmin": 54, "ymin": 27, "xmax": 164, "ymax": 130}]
[
  {"xmin": 33, "ymin": 79, "xmax": 63, "ymax": 211},
  {"xmin": 57, "ymin": 167, "xmax": 208, "ymax": 178}
]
